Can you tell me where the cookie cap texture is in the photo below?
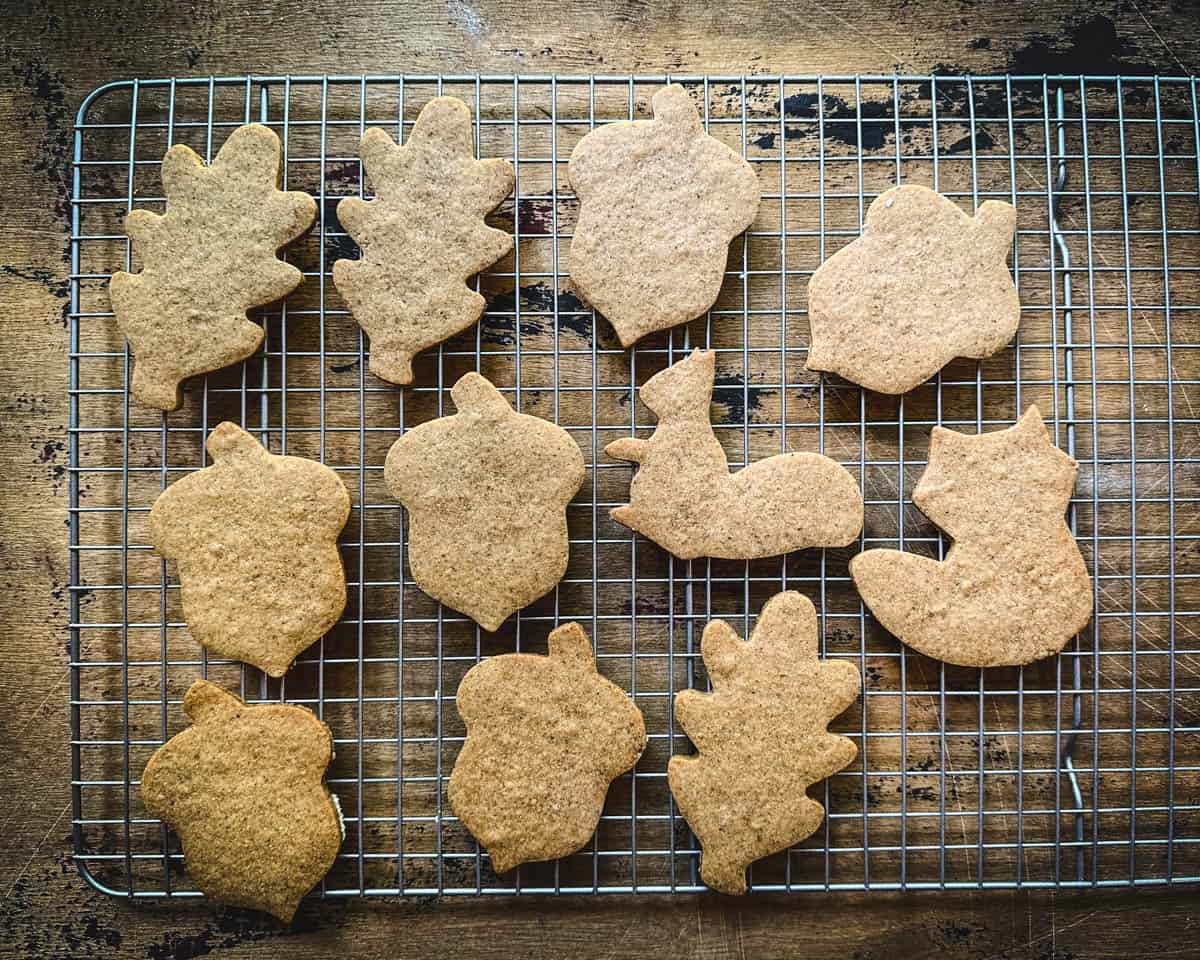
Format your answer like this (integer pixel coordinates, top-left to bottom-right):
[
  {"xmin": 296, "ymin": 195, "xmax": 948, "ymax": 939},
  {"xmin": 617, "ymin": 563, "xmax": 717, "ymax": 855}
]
[
  {"xmin": 567, "ymin": 84, "xmax": 761, "ymax": 346},
  {"xmin": 668, "ymin": 592, "xmax": 861, "ymax": 894},
  {"xmin": 149, "ymin": 421, "xmax": 350, "ymax": 676},
  {"xmin": 606, "ymin": 349, "xmax": 863, "ymax": 559},
  {"xmin": 384, "ymin": 372, "xmax": 585, "ymax": 630},
  {"xmin": 850, "ymin": 405, "xmax": 1093, "ymax": 666},
  {"xmin": 806, "ymin": 183, "xmax": 1018, "ymax": 394},
  {"xmin": 110, "ymin": 123, "xmax": 316, "ymax": 410},
  {"xmin": 447, "ymin": 622, "xmax": 647, "ymax": 873},
  {"xmin": 332, "ymin": 97, "xmax": 514, "ymax": 384},
  {"xmin": 140, "ymin": 680, "xmax": 342, "ymax": 922}
]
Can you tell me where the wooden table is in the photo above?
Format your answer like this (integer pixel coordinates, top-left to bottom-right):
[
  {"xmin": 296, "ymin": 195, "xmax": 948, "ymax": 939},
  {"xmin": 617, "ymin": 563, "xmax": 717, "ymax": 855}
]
[{"xmin": 3, "ymin": 2, "xmax": 1197, "ymax": 956}]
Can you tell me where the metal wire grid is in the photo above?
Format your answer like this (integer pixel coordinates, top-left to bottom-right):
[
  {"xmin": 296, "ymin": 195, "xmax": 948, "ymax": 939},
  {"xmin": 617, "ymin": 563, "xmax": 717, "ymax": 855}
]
[{"xmin": 68, "ymin": 74, "xmax": 1199, "ymax": 898}]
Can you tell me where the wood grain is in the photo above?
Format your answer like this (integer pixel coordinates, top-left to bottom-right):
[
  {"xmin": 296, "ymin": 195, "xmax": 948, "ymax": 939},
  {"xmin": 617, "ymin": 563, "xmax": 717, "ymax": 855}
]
[{"xmin": 3, "ymin": 1, "xmax": 1198, "ymax": 956}]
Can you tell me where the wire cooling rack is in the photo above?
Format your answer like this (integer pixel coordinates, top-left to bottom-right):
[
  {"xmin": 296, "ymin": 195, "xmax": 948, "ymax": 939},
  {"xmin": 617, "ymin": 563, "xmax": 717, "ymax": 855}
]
[{"xmin": 69, "ymin": 74, "xmax": 1199, "ymax": 898}]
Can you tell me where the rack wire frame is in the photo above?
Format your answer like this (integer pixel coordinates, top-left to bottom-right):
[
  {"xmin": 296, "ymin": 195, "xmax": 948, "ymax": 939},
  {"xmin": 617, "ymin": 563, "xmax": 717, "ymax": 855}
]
[{"xmin": 68, "ymin": 74, "xmax": 1199, "ymax": 898}]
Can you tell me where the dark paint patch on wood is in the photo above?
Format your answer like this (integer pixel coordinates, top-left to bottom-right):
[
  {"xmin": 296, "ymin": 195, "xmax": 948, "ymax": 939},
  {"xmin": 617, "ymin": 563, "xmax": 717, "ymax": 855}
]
[
  {"xmin": 484, "ymin": 282, "xmax": 594, "ymax": 344},
  {"xmin": 323, "ymin": 200, "xmax": 359, "ymax": 262},
  {"xmin": 517, "ymin": 197, "xmax": 556, "ymax": 235},
  {"xmin": 756, "ymin": 93, "xmax": 893, "ymax": 151},
  {"xmin": 1007, "ymin": 14, "xmax": 1162, "ymax": 76},
  {"xmin": 712, "ymin": 372, "xmax": 770, "ymax": 423},
  {"xmin": 34, "ymin": 437, "xmax": 64, "ymax": 463},
  {"xmin": 12, "ymin": 58, "xmax": 71, "ymax": 227},
  {"xmin": 59, "ymin": 914, "xmax": 122, "ymax": 952},
  {"xmin": 945, "ymin": 126, "xmax": 996, "ymax": 154},
  {"xmin": 2, "ymin": 263, "xmax": 69, "ymax": 300}
]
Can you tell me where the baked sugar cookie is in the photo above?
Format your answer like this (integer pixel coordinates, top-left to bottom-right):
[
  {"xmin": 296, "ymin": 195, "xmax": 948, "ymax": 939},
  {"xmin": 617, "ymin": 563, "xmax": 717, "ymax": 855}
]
[
  {"xmin": 668, "ymin": 592, "xmax": 860, "ymax": 895},
  {"xmin": 149, "ymin": 422, "xmax": 349, "ymax": 677},
  {"xmin": 385, "ymin": 372, "xmax": 585, "ymax": 631},
  {"xmin": 806, "ymin": 184, "xmax": 1018, "ymax": 395},
  {"xmin": 111, "ymin": 124, "xmax": 316, "ymax": 410},
  {"xmin": 568, "ymin": 84, "xmax": 761, "ymax": 346},
  {"xmin": 850, "ymin": 406, "xmax": 1093, "ymax": 666},
  {"xmin": 333, "ymin": 97, "xmax": 515, "ymax": 384},
  {"xmin": 140, "ymin": 681, "xmax": 343, "ymax": 922},
  {"xmin": 448, "ymin": 622, "xmax": 646, "ymax": 873},
  {"xmin": 606, "ymin": 349, "xmax": 862, "ymax": 559}
]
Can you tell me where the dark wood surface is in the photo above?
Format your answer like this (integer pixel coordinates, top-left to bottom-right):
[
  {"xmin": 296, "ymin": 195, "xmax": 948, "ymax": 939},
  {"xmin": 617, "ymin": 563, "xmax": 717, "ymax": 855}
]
[{"xmin": 3, "ymin": 1, "xmax": 1198, "ymax": 956}]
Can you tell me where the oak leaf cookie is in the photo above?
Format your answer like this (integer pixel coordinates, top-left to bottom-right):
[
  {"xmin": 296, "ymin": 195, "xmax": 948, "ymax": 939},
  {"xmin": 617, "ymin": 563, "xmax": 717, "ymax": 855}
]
[
  {"xmin": 606, "ymin": 349, "xmax": 862, "ymax": 559},
  {"xmin": 150, "ymin": 422, "xmax": 350, "ymax": 677},
  {"xmin": 448, "ymin": 622, "xmax": 646, "ymax": 873},
  {"xmin": 668, "ymin": 591, "xmax": 860, "ymax": 895},
  {"xmin": 385, "ymin": 372, "xmax": 585, "ymax": 631},
  {"xmin": 850, "ymin": 405, "xmax": 1093, "ymax": 667},
  {"xmin": 332, "ymin": 97, "xmax": 515, "ymax": 384},
  {"xmin": 110, "ymin": 123, "xmax": 317, "ymax": 410},
  {"xmin": 140, "ymin": 680, "xmax": 343, "ymax": 922},
  {"xmin": 806, "ymin": 183, "xmax": 1018, "ymax": 394},
  {"xmin": 567, "ymin": 84, "xmax": 761, "ymax": 347}
]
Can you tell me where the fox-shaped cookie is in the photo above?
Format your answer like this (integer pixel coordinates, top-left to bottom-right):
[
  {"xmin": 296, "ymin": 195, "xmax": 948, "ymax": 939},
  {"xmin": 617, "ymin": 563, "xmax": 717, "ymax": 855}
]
[{"xmin": 850, "ymin": 406, "xmax": 1093, "ymax": 666}]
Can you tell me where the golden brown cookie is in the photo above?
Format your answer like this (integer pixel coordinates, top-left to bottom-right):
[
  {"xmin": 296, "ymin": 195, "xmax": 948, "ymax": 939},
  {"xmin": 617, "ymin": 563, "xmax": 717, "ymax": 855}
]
[
  {"xmin": 149, "ymin": 422, "xmax": 350, "ymax": 677},
  {"xmin": 332, "ymin": 97, "xmax": 515, "ymax": 384},
  {"xmin": 448, "ymin": 622, "xmax": 646, "ymax": 873},
  {"xmin": 806, "ymin": 184, "xmax": 1018, "ymax": 395},
  {"xmin": 850, "ymin": 405, "xmax": 1093, "ymax": 666},
  {"xmin": 606, "ymin": 349, "xmax": 863, "ymax": 559},
  {"xmin": 567, "ymin": 84, "xmax": 761, "ymax": 347},
  {"xmin": 140, "ymin": 680, "xmax": 343, "ymax": 922},
  {"xmin": 385, "ymin": 372, "xmax": 584, "ymax": 631},
  {"xmin": 668, "ymin": 591, "xmax": 860, "ymax": 895},
  {"xmin": 110, "ymin": 123, "xmax": 317, "ymax": 410}
]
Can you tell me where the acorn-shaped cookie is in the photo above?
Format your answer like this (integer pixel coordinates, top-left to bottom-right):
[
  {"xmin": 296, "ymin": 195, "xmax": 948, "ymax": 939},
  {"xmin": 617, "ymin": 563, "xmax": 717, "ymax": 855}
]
[
  {"xmin": 111, "ymin": 124, "xmax": 317, "ymax": 410},
  {"xmin": 806, "ymin": 183, "xmax": 1018, "ymax": 394},
  {"xmin": 568, "ymin": 84, "xmax": 761, "ymax": 347},
  {"xmin": 140, "ymin": 681, "xmax": 343, "ymax": 922},
  {"xmin": 150, "ymin": 422, "xmax": 350, "ymax": 677},
  {"xmin": 385, "ymin": 372, "xmax": 585, "ymax": 631},
  {"xmin": 448, "ymin": 622, "xmax": 646, "ymax": 873}
]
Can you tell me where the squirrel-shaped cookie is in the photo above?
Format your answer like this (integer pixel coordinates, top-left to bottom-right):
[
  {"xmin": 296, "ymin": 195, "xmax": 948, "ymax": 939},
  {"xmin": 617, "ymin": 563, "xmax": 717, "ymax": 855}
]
[
  {"xmin": 150, "ymin": 422, "xmax": 349, "ymax": 676},
  {"xmin": 850, "ymin": 406, "xmax": 1093, "ymax": 666},
  {"xmin": 111, "ymin": 124, "xmax": 317, "ymax": 410},
  {"xmin": 669, "ymin": 592, "xmax": 860, "ymax": 895},
  {"xmin": 140, "ymin": 681, "xmax": 343, "ymax": 922},
  {"xmin": 333, "ymin": 97, "xmax": 515, "ymax": 384},
  {"xmin": 448, "ymin": 622, "xmax": 646, "ymax": 873},
  {"xmin": 806, "ymin": 184, "xmax": 1018, "ymax": 395},
  {"xmin": 385, "ymin": 373, "xmax": 585, "ymax": 631},
  {"xmin": 568, "ymin": 84, "xmax": 761, "ymax": 347},
  {"xmin": 606, "ymin": 349, "xmax": 862, "ymax": 559}
]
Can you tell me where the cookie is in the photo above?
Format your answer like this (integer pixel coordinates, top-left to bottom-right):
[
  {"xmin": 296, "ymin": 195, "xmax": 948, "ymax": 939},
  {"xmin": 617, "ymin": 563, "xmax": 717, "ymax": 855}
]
[
  {"xmin": 668, "ymin": 591, "xmax": 860, "ymax": 895},
  {"xmin": 448, "ymin": 622, "xmax": 646, "ymax": 873},
  {"xmin": 140, "ymin": 680, "xmax": 343, "ymax": 922},
  {"xmin": 332, "ymin": 97, "xmax": 515, "ymax": 384},
  {"xmin": 567, "ymin": 84, "xmax": 761, "ymax": 347},
  {"xmin": 149, "ymin": 421, "xmax": 350, "ymax": 677},
  {"xmin": 110, "ymin": 123, "xmax": 317, "ymax": 410},
  {"xmin": 385, "ymin": 372, "xmax": 584, "ymax": 631},
  {"xmin": 606, "ymin": 349, "xmax": 862, "ymax": 560},
  {"xmin": 806, "ymin": 184, "xmax": 1018, "ymax": 395},
  {"xmin": 850, "ymin": 405, "xmax": 1093, "ymax": 666}
]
